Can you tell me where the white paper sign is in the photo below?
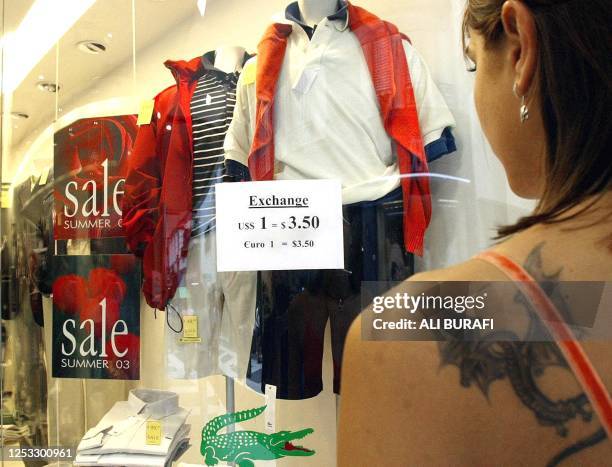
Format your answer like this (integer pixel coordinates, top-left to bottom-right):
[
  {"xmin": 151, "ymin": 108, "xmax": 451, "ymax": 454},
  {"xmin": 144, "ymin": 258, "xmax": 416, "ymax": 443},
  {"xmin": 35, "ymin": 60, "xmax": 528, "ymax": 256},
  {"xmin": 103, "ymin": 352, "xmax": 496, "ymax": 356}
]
[{"xmin": 216, "ymin": 180, "xmax": 344, "ymax": 272}]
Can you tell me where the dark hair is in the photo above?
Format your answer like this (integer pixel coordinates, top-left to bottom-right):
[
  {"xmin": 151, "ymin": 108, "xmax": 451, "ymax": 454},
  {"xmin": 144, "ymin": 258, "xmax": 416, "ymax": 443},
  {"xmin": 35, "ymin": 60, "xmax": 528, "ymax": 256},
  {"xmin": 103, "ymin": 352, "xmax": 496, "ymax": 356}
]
[{"xmin": 463, "ymin": 0, "xmax": 612, "ymax": 237}]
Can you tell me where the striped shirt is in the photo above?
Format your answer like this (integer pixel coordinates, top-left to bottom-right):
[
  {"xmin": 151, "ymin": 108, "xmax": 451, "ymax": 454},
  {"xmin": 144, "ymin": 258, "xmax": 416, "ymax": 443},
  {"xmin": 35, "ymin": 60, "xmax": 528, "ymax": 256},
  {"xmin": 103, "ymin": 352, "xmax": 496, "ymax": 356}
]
[{"xmin": 191, "ymin": 69, "xmax": 239, "ymax": 238}]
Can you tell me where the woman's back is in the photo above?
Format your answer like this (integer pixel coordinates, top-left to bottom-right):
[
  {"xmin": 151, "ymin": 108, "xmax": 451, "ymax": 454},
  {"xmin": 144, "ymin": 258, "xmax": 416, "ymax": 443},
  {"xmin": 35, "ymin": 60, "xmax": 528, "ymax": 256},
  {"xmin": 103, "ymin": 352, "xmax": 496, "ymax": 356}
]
[{"xmin": 339, "ymin": 195, "xmax": 612, "ymax": 466}]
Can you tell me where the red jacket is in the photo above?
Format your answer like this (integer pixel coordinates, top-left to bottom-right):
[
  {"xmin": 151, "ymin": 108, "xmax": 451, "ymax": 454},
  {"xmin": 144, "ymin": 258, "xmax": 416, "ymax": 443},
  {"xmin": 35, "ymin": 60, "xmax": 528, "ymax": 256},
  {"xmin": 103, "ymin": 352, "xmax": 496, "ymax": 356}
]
[{"xmin": 122, "ymin": 57, "xmax": 202, "ymax": 310}]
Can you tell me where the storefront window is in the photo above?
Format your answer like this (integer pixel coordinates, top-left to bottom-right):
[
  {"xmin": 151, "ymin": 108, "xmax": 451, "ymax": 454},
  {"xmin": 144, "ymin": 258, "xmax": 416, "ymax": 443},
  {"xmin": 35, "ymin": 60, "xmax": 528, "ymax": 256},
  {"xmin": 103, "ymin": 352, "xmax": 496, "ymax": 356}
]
[{"xmin": 1, "ymin": 1, "xmax": 536, "ymax": 466}]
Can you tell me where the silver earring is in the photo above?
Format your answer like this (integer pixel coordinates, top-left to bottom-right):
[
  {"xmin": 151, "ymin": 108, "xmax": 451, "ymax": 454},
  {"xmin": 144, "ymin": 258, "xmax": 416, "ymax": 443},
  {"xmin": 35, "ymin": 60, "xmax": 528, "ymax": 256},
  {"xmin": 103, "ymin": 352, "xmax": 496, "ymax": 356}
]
[
  {"xmin": 520, "ymin": 95, "xmax": 529, "ymax": 123},
  {"xmin": 513, "ymin": 83, "xmax": 529, "ymax": 123}
]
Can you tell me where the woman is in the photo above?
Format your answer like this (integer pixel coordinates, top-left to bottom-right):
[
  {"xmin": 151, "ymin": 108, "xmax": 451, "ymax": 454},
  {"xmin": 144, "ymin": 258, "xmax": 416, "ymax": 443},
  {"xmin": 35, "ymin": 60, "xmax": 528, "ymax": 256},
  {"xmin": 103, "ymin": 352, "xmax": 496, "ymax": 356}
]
[{"xmin": 338, "ymin": 0, "xmax": 611, "ymax": 465}]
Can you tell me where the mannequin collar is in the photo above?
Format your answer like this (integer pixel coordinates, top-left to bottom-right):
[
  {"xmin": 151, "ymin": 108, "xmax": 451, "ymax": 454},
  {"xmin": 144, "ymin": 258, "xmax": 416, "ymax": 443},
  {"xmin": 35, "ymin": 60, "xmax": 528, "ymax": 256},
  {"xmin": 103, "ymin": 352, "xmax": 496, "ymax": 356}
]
[
  {"xmin": 284, "ymin": 0, "xmax": 349, "ymax": 34},
  {"xmin": 200, "ymin": 49, "xmax": 253, "ymax": 74},
  {"xmin": 165, "ymin": 50, "xmax": 253, "ymax": 83}
]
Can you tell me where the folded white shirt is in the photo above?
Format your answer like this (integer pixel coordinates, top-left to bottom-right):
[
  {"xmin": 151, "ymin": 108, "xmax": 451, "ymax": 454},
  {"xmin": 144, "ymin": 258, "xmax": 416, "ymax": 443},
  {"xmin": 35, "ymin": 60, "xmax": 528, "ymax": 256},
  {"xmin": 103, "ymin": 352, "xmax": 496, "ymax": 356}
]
[
  {"xmin": 76, "ymin": 389, "xmax": 190, "ymax": 462},
  {"xmin": 75, "ymin": 426, "xmax": 190, "ymax": 466}
]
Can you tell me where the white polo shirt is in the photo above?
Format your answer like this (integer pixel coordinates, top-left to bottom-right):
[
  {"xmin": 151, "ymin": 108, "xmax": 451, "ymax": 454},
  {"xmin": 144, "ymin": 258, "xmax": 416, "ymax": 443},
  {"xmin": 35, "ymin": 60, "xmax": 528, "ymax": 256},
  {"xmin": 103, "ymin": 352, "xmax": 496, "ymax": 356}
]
[{"xmin": 225, "ymin": 6, "xmax": 456, "ymax": 204}]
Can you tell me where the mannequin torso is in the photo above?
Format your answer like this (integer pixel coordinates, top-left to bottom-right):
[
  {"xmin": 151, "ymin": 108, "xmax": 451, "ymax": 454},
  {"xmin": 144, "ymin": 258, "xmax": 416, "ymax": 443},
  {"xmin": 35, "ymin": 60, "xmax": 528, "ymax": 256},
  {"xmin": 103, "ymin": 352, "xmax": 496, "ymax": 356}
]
[
  {"xmin": 298, "ymin": 0, "xmax": 338, "ymax": 27},
  {"xmin": 213, "ymin": 46, "xmax": 246, "ymax": 73}
]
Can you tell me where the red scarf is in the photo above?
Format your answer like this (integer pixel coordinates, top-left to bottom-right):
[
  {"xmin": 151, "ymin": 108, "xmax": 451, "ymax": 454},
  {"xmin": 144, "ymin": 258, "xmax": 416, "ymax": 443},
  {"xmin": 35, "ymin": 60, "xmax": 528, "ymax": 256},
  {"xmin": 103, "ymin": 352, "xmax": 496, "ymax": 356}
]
[{"xmin": 248, "ymin": 3, "xmax": 431, "ymax": 255}]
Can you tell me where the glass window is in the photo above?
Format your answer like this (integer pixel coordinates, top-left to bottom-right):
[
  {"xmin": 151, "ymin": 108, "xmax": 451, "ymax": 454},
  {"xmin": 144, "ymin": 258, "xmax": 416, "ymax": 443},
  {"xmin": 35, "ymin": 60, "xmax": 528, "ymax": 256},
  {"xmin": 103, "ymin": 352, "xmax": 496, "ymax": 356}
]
[{"xmin": 1, "ymin": 1, "xmax": 531, "ymax": 466}]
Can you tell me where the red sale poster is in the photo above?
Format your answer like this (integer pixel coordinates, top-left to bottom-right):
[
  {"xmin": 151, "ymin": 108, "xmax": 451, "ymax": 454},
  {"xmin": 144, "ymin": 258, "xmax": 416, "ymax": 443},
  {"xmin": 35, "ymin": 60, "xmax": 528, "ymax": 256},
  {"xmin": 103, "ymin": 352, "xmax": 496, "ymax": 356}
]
[
  {"xmin": 52, "ymin": 255, "xmax": 140, "ymax": 380},
  {"xmin": 53, "ymin": 115, "xmax": 137, "ymax": 239}
]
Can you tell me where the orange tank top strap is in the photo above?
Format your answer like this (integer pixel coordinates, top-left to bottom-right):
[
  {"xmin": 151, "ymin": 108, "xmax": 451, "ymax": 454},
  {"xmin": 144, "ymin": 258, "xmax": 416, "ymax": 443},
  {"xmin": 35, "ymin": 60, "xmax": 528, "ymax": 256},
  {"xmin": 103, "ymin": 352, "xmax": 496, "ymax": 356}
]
[{"xmin": 476, "ymin": 250, "xmax": 612, "ymax": 439}]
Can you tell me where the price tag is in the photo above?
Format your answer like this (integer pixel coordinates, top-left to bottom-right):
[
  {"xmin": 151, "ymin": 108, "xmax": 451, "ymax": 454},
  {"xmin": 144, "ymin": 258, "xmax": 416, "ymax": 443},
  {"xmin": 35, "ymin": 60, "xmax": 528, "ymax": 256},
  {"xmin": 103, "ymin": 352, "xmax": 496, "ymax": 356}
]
[
  {"xmin": 264, "ymin": 384, "xmax": 276, "ymax": 433},
  {"xmin": 177, "ymin": 286, "xmax": 188, "ymax": 299},
  {"xmin": 293, "ymin": 67, "xmax": 320, "ymax": 95},
  {"xmin": 1, "ymin": 191, "xmax": 10, "ymax": 209},
  {"xmin": 242, "ymin": 61, "xmax": 256, "ymax": 85},
  {"xmin": 137, "ymin": 99, "xmax": 155, "ymax": 126},
  {"xmin": 179, "ymin": 316, "xmax": 202, "ymax": 343},
  {"xmin": 146, "ymin": 420, "xmax": 162, "ymax": 445},
  {"xmin": 40, "ymin": 168, "xmax": 50, "ymax": 185},
  {"xmin": 215, "ymin": 180, "xmax": 344, "ymax": 272}
]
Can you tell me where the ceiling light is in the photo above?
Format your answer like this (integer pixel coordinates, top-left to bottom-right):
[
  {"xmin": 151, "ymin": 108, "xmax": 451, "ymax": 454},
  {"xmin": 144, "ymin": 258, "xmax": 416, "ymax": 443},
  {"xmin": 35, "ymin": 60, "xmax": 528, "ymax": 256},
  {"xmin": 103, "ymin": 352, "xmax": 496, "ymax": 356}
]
[
  {"xmin": 11, "ymin": 112, "xmax": 30, "ymax": 120},
  {"xmin": 76, "ymin": 40, "xmax": 107, "ymax": 54},
  {"xmin": 197, "ymin": 0, "xmax": 207, "ymax": 16},
  {"xmin": 37, "ymin": 81, "xmax": 60, "ymax": 93},
  {"xmin": 1, "ymin": 0, "xmax": 96, "ymax": 93}
]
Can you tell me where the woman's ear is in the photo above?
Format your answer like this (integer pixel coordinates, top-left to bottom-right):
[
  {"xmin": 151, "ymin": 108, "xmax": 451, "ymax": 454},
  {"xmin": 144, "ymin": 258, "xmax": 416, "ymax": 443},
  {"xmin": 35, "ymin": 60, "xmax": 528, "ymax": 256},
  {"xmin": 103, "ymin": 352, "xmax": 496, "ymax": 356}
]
[{"xmin": 501, "ymin": 0, "xmax": 538, "ymax": 96}]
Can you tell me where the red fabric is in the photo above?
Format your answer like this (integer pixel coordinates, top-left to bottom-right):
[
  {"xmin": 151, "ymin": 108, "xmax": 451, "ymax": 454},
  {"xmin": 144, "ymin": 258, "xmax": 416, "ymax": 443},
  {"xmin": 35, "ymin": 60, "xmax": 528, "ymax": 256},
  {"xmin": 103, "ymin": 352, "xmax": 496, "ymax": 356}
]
[
  {"xmin": 249, "ymin": 3, "xmax": 430, "ymax": 254},
  {"xmin": 109, "ymin": 255, "xmax": 137, "ymax": 275},
  {"xmin": 123, "ymin": 57, "xmax": 203, "ymax": 310},
  {"xmin": 248, "ymin": 24, "xmax": 293, "ymax": 181},
  {"xmin": 477, "ymin": 251, "xmax": 612, "ymax": 439}
]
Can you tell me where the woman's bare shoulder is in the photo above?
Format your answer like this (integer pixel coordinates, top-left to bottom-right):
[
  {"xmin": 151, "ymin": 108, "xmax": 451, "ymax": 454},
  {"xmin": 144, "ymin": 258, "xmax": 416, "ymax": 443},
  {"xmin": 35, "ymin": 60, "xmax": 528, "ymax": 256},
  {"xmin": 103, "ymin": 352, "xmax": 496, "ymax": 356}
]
[{"xmin": 339, "ymin": 234, "xmax": 612, "ymax": 465}]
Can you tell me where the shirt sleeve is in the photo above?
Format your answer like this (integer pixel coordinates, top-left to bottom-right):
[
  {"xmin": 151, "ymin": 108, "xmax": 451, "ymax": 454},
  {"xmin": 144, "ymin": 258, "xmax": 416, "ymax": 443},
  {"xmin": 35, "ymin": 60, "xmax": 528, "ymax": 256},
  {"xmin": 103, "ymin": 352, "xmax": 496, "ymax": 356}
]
[
  {"xmin": 224, "ymin": 58, "xmax": 257, "ymax": 181},
  {"xmin": 402, "ymin": 40, "xmax": 457, "ymax": 162}
]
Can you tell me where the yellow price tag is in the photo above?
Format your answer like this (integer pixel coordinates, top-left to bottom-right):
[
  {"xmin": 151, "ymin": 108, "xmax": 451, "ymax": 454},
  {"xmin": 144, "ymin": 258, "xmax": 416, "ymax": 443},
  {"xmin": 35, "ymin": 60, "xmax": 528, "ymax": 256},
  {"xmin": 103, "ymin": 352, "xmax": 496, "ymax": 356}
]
[
  {"xmin": 1, "ymin": 191, "xmax": 11, "ymax": 209},
  {"xmin": 146, "ymin": 420, "xmax": 162, "ymax": 445},
  {"xmin": 179, "ymin": 316, "xmax": 201, "ymax": 343},
  {"xmin": 137, "ymin": 99, "xmax": 155, "ymax": 126},
  {"xmin": 183, "ymin": 316, "xmax": 199, "ymax": 339},
  {"xmin": 242, "ymin": 62, "xmax": 256, "ymax": 86},
  {"xmin": 39, "ymin": 168, "xmax": 50, "ymax": 185}
]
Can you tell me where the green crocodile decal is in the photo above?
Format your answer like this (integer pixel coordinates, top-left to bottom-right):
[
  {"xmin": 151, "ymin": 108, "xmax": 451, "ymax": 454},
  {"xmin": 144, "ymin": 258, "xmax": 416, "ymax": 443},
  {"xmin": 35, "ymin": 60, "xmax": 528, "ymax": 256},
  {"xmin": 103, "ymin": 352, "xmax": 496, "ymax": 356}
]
[{"xmin": 200, "ymin": 405, "xmax": 315, "ymax": 467}]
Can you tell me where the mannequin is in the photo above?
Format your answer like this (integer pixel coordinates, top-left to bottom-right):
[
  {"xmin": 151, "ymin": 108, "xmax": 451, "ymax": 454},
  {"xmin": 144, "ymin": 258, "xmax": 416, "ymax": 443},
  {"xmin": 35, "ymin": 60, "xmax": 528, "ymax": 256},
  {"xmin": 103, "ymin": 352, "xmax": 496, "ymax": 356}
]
[
  {"xmin": 213, "ymin": 46, "xmax": 246, "ymax": 74},
  {"xmin": 224, "ymin": 0, "xmax": 457, "ymax": 402},
  {"xmin": 134, "ymin": 44, "xmax": 258, "ymax": 382},
  {"xmin": 298, "ymin": 0, "xmax": 338, "ymax": 27}
]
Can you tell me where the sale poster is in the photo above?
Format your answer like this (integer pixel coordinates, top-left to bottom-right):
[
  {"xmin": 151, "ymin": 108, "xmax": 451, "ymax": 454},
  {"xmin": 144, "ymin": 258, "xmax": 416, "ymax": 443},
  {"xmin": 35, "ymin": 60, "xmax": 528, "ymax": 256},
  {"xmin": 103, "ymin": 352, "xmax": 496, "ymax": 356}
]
[
  {"xmin": 53, "ymin": 115, "xmax": 137, "ymax": 240},
  {"xmin": 52, "ymin": 255, "xmax": 140, "ymax": 380}
]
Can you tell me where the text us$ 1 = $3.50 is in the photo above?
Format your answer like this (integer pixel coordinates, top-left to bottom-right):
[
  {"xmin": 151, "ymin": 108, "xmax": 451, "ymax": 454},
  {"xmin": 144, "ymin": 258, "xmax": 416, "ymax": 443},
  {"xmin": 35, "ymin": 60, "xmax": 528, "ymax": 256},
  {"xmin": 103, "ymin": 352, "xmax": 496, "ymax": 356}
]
[{"xmin": 215, "ymin": 179, "xmax": 344, "ymax": 272}]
